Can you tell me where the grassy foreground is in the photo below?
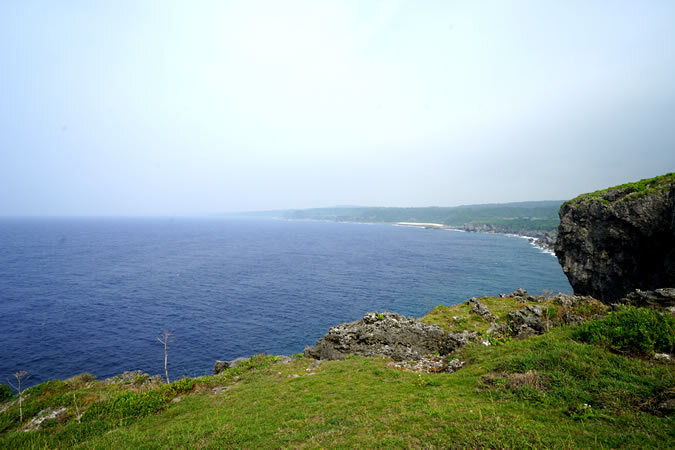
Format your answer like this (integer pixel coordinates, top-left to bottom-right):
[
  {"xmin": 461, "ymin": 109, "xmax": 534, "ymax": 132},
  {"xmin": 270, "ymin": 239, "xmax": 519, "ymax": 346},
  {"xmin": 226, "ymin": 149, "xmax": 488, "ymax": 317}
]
[{"xmin": 1, "ymin": 308, "xmax": 673, "ymax": 448}]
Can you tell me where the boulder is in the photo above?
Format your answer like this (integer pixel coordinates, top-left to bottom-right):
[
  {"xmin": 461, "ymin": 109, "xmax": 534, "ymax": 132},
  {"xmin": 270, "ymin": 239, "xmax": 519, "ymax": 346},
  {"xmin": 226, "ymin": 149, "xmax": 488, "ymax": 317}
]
[
  {"xmin": 619, "ymin": 288, "xmax": 675, "ymax": 309},
  {"xmin": 500, "ymin": 288, "xmax": 528, "ymax": 298},
  {"xmin": 467, "ymin": 298, "xmax": 495, "ymax": 321},
  {"xmin": 213, "ymin": 357, "xmax": 249, "ymax": 375},
  {"xmin": 508, "ymin": 305, "xmax": 546, "ymax": 337},
  {"xmin": 304, "ymin": 312, "xmax": 452, "ymax": 361},
  {"xmin": 555, "ymin": 174, "xmax": 675, "ymax": 302}
]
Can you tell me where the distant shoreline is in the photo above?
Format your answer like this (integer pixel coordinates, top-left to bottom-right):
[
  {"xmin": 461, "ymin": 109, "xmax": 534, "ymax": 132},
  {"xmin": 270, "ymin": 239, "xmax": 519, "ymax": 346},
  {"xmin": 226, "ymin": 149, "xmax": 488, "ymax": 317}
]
[
  {"xmin": 278, "ymin": 217, "xmax": 557, "ymax": 256},
  {"xmin": 393, "ymin": 221, "xmax": 556, "ymax": 256}
]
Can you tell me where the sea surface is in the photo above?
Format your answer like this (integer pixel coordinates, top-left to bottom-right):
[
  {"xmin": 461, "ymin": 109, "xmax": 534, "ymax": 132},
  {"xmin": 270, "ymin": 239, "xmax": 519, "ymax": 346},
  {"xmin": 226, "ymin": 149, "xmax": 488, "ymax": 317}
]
[{"xmin": 0, "ymin": 217, "xmax": 572, "ymax": 386}]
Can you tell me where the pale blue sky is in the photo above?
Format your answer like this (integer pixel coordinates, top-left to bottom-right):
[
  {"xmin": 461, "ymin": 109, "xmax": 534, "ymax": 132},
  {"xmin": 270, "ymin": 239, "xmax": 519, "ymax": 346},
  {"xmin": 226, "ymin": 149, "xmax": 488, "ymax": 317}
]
[{"xmin": 2, "ymin": 0, "xmax": 674, "ymax": 216}]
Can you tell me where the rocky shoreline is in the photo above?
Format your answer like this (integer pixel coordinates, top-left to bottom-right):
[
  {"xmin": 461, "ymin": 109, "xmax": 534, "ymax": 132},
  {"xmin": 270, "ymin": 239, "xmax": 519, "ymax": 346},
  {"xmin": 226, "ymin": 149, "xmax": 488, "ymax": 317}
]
[{"xmin": 395, "ymin": 221, "xmax": 557, "ymax": 254}]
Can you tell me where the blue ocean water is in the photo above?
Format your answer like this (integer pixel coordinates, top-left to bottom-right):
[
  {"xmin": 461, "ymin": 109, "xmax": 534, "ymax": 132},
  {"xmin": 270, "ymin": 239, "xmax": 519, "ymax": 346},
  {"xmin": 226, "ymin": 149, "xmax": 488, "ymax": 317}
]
[{"xmin": 0, "ymin": 217, "xmax": 571, "ymax": 386}]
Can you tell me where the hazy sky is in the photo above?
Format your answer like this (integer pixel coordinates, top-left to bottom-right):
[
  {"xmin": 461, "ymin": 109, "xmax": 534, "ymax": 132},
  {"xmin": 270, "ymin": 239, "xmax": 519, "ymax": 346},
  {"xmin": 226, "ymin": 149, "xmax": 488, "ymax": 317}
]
[{"xmin": 2, "ymin": 1, "xmax": 674, "ymax": 216}]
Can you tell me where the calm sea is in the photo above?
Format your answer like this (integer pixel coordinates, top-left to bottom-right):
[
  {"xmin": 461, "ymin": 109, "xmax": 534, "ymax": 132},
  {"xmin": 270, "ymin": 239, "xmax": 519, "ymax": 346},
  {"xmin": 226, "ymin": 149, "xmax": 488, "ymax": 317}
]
[{"xmin": 0, "ymin": 217, "xmax": 571, "ymax": 386}]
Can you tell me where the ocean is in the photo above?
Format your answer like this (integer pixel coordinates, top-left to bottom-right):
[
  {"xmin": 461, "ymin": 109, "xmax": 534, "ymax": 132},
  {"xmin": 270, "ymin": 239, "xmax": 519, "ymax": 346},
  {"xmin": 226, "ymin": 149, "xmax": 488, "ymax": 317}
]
[{"xmin": 0, "ymin": 217, "xmax": 571, "ymax": 386}]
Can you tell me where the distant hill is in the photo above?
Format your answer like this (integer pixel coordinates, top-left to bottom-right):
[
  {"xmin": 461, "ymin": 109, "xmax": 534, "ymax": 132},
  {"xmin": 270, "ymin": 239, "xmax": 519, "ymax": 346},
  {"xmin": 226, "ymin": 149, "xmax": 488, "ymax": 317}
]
[{"xmin": 269, "ymin": 201, "xmax": 564, "ymax": 234}]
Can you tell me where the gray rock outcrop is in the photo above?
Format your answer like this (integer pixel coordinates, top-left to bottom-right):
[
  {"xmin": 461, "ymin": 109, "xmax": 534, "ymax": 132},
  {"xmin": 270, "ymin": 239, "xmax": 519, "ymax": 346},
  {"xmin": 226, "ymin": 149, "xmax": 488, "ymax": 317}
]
[
  {"xmin": 104, "ymin": 370, "xmax": 162, "ymax": 385},
  {"xmin": 25, "ymin": 407, "xmax": 67, "ymax": 431},
  {"xmin": 508, "ymin": 305, "xmax": 546, "ymax": 337},
  {"xmin": 467, "ymin": 297, "xmax": 494, "ymax": 321},
  {"xmin": 304, "ymin": 312, "xmax": 474, "ymax": 361},
  {"xmin": 618, "ymin": 288, "xmax": 675, "ymax": 309},
  {"xmin": 555, "ymin": 174, "xmax": 675, "ymax": 302},
  {"xmin": 213, "ymin": 357, "xmax": 249, "ymax": 375}
]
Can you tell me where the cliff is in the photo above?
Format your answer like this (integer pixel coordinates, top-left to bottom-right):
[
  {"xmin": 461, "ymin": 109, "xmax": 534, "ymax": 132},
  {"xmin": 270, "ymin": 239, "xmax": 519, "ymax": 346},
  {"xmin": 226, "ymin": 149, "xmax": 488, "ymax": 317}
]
[{"xmin": 555, "ymin": 173, "xmax": 675, "ymax": 302}]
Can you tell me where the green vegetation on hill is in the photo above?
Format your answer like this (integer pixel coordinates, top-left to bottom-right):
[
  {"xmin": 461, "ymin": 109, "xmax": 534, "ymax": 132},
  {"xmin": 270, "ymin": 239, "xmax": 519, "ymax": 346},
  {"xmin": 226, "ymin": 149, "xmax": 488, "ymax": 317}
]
[
  {"xmin": 566, "ymin": 172, "xmax": 675, "ymax": 206},
  {"xmin": 1, "ymin": 300, "xmax": 672, "ymax": 448},
  {"xmin": 281, "ymin": 201, "xmax": 563, "ymax": 234},
  {"xmin": 421, "ymin": 295, "xmax": 608, "ymax": 336}
]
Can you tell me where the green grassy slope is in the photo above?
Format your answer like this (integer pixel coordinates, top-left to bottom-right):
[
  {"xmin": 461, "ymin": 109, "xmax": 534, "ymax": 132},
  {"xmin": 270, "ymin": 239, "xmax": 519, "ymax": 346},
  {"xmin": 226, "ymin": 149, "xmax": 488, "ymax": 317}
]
[
  {"xmin": 1, "ymin": 301, "xmax": 673, "ymax": 448},
  {"xmin": 565, "ymin": 172, "xmax": 675, "ymax": 206}
]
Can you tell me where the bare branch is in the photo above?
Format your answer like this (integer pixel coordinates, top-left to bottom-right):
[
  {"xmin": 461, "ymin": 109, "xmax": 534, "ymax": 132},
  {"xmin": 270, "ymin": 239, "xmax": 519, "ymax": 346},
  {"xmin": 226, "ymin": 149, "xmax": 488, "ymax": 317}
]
[
  {"xmin": 8, "ymin": 370, "xmax": 30, "ymax": 422},
  {"xmin": 157, "ymin": 330, "xmax": 173, "ymax": 384}
]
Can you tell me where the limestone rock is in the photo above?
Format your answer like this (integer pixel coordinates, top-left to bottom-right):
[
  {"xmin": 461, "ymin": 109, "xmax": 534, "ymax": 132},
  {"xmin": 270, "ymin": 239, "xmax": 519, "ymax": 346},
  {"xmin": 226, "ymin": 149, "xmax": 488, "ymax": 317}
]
[
  {"xmin": 508, "ymin": 305, "xmax": 546, "ymax": 337},
  {"xmin": 389, "ymin": 355, "xmax": 451, "ymax": 373},
  {"xmin": 304, "ymin": 312, "xmax": 452, "ymax": 361},
  {"xmin": 555, "ymin": 175, "xmax": 675, "ymax": 302},
  {"xmin": 446, "ymin": 359, "xmax": 465, "ymax": 373},
  {"xmin": 562, "ymin": 311, "xmax": 584, "ymax": 325},
  {"xmin": 444, "ymin": 331, "xmax": 481, "ymax": 351},
  {"xmin": 24, "ymin": 407, "xmax": 67, "ymax": 431},
  {"xmin": 213, "ymin": 357, "xmax": 250, "ymax": 375},
  {"xmin": 104, "ymin": 371, "xmax": 162, "ymax": 385},
  {"xmin": 653, "ymin": 353, "xmax": 672, "ymax": 362},
  {"xmin": 467, "ymin": 297, "xmax": 495, "ymax": 321},
  {"xmin": 619, "ymin": 288, "xmax": 675, "ymax": 309},
  {"xmin": 500, "ymin": 288, "xmax": 528, "ymax": 299}
]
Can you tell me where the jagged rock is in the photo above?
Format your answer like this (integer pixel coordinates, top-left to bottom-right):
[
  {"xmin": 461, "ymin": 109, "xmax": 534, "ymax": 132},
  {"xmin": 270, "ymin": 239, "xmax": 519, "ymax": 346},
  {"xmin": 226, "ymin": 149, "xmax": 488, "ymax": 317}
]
[
  {"xmin": 499, "ymin": 289, "xmax": 528, "ymax": 299},
  {"xmin": 446, "ymin": 331, "xmax": 482, "ymax": 351},
  {"xmin": 24, "ymin": 407, "xmax": 67, "ymax": 431},
  {"xmin": 553, "ymin": 293, "xmax": 576, "ymax": 307},
  {"xmin": 555, "ymin": 175, "xmax": 675, "ymax": 302},
  {"xmin": 213, "ymin": 357, "xmax": 250, "ymax": 375},
  {"xmin": 467, "ymin": 298, "xmax": 495, "ymax": 321},
  {"xmin": 389, "ymin": 355, "xmax": 447, "ymax": 373},
  {"xmin": 562, "ymin": 311, "xmax": 584, "ymax": 325},
  {"xmin": 654, "ymin": 353, "xmax": 672, "ymax": 362},
  {"xmin": 105, "ymin": 371, "xmax": 162, "ymax": 385},
  {"xmin": 447, "ymin": 359, "xmax": 465, "ymax": 373},
  {"xmin": 213, "ymin": 361, "xmax": 229, "ymax": 375},
  {"xmin": 211, "ymin": 386, "xmax": 232, "ymax": 394},
  {"xmin": 486, "ymin": 322, "xmax": 508, "ymax": 335},
  {"xmin": 304, "ymin": 312, "xmax": 453, "ymax": 361},
  {"xmin": 389, "ymin": 356, "xmax": 466, "ymax": 373},
  {"xmin": 502, "ymin": 288, "xmax": 528, "ymax": 298},
  {"xmin": 619, "ymin": 288, "xmax": 675, "ymax": 309},
  {"xmin": 508, "ymin": 306, "xmax": 546, "ymax": 337}
]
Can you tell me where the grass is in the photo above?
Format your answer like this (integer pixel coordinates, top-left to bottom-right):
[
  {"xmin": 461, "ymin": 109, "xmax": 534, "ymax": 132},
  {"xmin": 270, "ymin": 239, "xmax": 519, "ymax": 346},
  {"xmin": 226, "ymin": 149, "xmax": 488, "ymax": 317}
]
[
  {"xmin": 1, "ymin": 310, "xmax": 673, "ymax": 448},
  {"xmin": 565, "ymin": 172, "xmax": 675, "ymax": 206},
  {"xmin": 421, "ymin": 294, "xmax": 608, "ymax": 336}
]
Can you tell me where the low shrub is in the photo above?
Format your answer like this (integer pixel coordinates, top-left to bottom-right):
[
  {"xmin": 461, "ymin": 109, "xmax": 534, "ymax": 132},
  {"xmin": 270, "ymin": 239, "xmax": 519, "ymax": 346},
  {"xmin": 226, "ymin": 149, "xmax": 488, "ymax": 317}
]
[
  {"xmin": 24, "ymin": 379, "xmax": 67, "ymax": 397},
  {"xmin": 0, "ymin": 384, "xmax": 13, "ymax": 402},
  {"xmin": 572, "ymin": 306, "xmax": 674, "ymax": 355},
  {"xmin": 237, "ymin": 354, "xmax": 279, "ymax": 371},
  {"xmin": 161, "ymin": 377, "xmax": 195, "ymax": 397}
]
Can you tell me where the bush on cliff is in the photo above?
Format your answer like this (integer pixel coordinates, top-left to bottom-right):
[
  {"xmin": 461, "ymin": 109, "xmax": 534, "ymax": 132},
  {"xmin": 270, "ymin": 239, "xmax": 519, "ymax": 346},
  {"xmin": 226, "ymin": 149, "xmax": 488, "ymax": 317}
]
[
  {"xmin": 572, "ymin": 306, "xmax": 674, "ymax": 355},
  {"xmin": 0, "ymin": 384, "xmax": 12, "ymax": 402}
]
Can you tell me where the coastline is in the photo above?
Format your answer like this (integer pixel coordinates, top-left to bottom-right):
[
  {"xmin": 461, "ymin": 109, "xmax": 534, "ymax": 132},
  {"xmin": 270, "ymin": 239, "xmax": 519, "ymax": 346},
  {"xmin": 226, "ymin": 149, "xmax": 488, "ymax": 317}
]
[
  {"xmin": 394, "ymin": 222, "xmax": 557, "ymax": 255},
  {"xmin": 277, "ymin": 217, "xmax": 557, "ymax": 255}
]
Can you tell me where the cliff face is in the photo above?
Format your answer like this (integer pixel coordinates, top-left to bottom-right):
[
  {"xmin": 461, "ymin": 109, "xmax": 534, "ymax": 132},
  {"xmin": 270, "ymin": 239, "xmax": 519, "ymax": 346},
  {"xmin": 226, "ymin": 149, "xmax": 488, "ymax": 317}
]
[{"xmin": 555, "ymin": 173, "xmax": 675, "ymax": 302}]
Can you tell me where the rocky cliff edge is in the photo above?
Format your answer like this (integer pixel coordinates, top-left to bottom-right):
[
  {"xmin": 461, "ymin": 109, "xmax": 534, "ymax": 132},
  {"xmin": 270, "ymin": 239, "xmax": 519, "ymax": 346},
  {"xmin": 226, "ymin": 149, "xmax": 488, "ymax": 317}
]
[{"xmin": 555, "ymin": 173, "xmax": 675, "ymax": 302}]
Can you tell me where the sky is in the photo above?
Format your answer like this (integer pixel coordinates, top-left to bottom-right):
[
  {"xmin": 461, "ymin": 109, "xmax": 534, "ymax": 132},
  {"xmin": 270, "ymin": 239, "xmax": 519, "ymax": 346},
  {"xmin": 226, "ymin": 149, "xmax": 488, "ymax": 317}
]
[{"xmin": 1, "ymin": 0, "xmax": 674, "ymax": 216}]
